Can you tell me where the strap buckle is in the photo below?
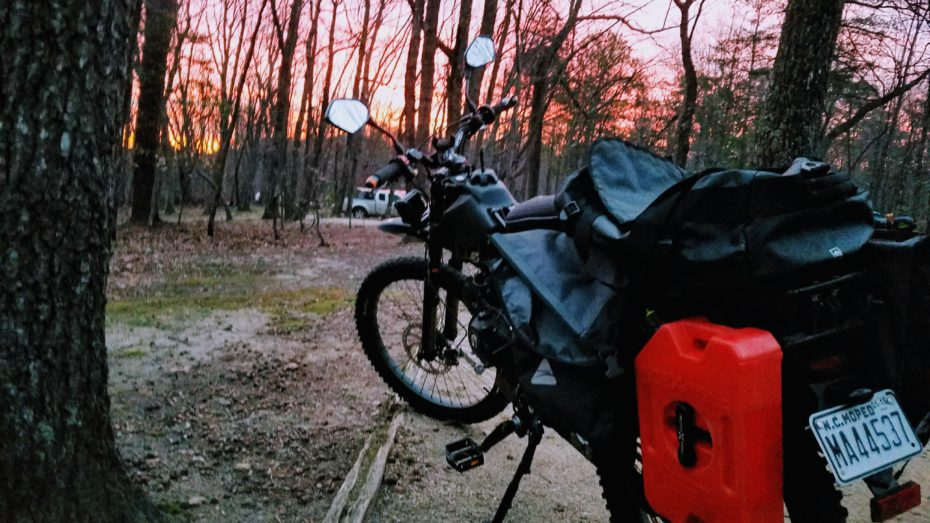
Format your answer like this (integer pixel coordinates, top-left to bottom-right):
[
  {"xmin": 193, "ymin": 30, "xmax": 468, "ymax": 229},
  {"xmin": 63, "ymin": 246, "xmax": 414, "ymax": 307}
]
[{"xmin": 559, "ymin": 200, "xmax": 581, "ymax": 222}]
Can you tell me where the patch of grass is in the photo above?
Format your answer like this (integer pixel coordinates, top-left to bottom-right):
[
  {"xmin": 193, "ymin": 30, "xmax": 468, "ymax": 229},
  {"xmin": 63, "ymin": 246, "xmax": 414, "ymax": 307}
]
[
  {"xmin": 156, "ymin": 500, "xmax": 184, "ymax": 516},
  {"xmin": 114, "ymin": 347, "xmax": 146, "ymax": 358},
  {"xmin": 107, "ymin": 284, "xmax": 352, "ymax": 328},
  {"xmin": 106, "ymin": 294, "xmax": 248, "ymax": 327},
  {"xmin": 266, "ymin": 312, "xmax": 306, "ymax": 334},
  {"xmin": 261, "ymin": 287, "xmax": 353, "ymax": 334}
]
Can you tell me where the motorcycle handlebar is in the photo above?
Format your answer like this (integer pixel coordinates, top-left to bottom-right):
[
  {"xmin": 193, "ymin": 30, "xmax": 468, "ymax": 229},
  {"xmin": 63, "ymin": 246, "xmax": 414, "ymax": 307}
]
[
  {"xmin": 365, "ymin": 157, "xmax": 409, "ymax": 188},
  {"xmin": 366, "ymin": 97, "xmax": 518, "ymax": 186},
  {"xmin": 491, "ymin": 95, "xmax": 518, "ymax": 115}
]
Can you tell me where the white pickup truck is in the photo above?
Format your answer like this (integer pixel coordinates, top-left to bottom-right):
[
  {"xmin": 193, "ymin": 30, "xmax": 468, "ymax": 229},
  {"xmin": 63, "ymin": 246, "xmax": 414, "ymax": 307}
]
[{"xmin": 342, "ymin": 187, "xmax": 407, "ymax": 218}]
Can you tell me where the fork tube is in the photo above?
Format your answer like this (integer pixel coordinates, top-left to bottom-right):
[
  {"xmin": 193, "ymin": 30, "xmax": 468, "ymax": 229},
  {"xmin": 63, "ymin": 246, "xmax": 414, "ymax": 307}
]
[
  {"xmin": 420, "ymin": 251, "xmax": 440, "ymax": 361},
  {"xmin": 443, "ymin": 257, "xmax": 463, "ymax": 342},
  {"xmin": 420, "ymin": 177, "xmax": 446, "ymax": 361}
]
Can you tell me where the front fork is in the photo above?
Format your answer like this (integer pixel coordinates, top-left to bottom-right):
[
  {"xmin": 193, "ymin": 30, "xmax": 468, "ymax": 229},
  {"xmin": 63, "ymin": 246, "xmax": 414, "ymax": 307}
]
[{"xmin": 419, "ymin": 241, "xmax": 462, "ymax": 362}]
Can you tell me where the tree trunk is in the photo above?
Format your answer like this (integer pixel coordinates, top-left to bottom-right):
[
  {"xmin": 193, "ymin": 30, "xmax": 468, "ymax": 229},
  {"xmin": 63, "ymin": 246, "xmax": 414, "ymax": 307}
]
[
  {"xmin": 445, "ymin": 0, "xmax": 474, "ymax": 126},
  {"xmin": 310, "ymin": 0, "xmax": 340, "ymax": 174},
  {"xmin": 752, "ymin": 0, "xmax": 845, "ymax": 166},
  {"xmin": 468, "ymin": 0, "xmax": 497, "ymax": 105},
  {"xmin": 913, "ymin": 81, "xmax": 930, "ymax": 229},
  {"xmin": 343, "ymin": 0, "xmax": 371, "ymax": 220},
  {"xmin": 130, "ymin": 0, "xmax": 179, "ymax": 225},
  {"xmin": 525, "ymin": 75, "xmax": 549, "ymax": 197},
  {"xmin": 264, "ymin": 0, "xmax": 304, "ymax": 231},
  {"xmin": 471, "ymin": 0, "xmax": 501, "ymax": 154},
  {"xmin": 673, "ymin": 0, "xmax": 698, "ymax": 167},
  {"xmin": 0, "ymin": 1, "xmax": 159, "ymax": 520},
  {"xmin": 402, "ymin": 0, "xmax": 425, "ymax": 144},
  {"xmin": 525, "ymin": 0, "xmax": 582, "ymax": 197},
  {"xmin": 416, "ymin": 0, "xmax": 441, "ymax": 145},
  {"xmin": 207, "ymin": 0, "xmax": 268, "ymax": 237}
]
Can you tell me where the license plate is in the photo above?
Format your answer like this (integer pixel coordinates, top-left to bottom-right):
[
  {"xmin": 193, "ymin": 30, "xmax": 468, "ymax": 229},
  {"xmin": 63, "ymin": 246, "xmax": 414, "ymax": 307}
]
[{"xmin": 809, "ymin": 389, "xmax": 922, "ymax": 485}]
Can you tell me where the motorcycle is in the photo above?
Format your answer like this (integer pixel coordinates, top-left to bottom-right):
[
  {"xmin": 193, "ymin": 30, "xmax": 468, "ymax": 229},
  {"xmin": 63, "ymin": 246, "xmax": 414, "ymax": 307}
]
[{"xmin": 324, "ymin": 35, "xmax": 930, "ymax": 522}]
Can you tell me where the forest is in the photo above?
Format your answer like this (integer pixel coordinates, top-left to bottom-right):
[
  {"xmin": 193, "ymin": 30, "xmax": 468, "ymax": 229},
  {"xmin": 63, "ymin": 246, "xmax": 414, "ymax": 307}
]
[
  {"xmin": 122, "ymin": 0, "xmax": 930, "ymax": 231},
  {"xmin": 3, "ymin": 0, "xmax": 930, "ymax": 520}
]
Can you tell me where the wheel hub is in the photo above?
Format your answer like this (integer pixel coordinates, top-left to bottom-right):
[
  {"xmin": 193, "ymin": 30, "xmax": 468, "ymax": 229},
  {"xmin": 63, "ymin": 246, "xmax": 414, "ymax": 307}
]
[{"xmin": 402, "ymin": 323, "xmax": 452, "ymax": 374}]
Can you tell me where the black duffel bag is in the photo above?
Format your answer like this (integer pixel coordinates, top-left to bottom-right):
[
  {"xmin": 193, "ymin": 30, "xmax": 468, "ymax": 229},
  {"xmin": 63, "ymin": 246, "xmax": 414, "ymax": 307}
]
[
  {"xmin": 553, "ymin": 139, "xmax": 874, "ymax": 299},
  {"xmin": 624, "ymin": 158, "xmax": 875, "ymax": 295}
]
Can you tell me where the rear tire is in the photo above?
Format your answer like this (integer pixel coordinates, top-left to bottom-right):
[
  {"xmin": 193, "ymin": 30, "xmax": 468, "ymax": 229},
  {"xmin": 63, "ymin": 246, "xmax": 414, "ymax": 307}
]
[
  {"xmin": 594, "ymin": 442, "xmax": 665, "ymax": 523},
  {"xmin": 352, "ymin": 207, "xmax": 368, "ymax": 218},
  {"xmin": 355, "ymin": 257, "xmax": 508, "ymax": 423},
  {"xmin": 782, "ymin": 373, "xmax": 848, "ymax": 522}
]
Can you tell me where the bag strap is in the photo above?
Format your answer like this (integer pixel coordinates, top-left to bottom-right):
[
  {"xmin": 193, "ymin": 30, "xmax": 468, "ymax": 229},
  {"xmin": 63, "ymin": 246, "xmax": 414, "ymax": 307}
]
[{"xmin": 629, "ymin": 167, "xmax": 723, "ymax": 262}]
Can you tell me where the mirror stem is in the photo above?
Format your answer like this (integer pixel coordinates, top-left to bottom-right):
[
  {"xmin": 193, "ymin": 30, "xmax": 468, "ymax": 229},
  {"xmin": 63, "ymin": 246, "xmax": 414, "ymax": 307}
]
[
  {"xmin": 464, "ymin": 69, "xmax": 478, "ymax": 114},
  {"xmin": 367, "ymin": 120, "xmax": 405, "ymax": 155}
]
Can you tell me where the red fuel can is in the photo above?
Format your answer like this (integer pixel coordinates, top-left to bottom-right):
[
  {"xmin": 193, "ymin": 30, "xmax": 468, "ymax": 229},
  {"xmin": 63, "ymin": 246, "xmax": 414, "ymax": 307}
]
[{"xmin": 635, "ymin": 318, "xmax": 783, "ymax": 523}]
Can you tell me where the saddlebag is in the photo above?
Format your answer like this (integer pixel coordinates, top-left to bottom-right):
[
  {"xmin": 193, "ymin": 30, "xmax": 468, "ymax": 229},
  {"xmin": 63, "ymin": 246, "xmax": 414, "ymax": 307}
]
[
  {"xmin": 488, "ymin": 229, "xmax": 642, "ymax": 449},
  {"xmin": 489, "ymin": 229, "xmax": 625, "ymax": 369},
  {"xmin": 863, "ymin": 233, "xmax": 930, "ymax": 425}
]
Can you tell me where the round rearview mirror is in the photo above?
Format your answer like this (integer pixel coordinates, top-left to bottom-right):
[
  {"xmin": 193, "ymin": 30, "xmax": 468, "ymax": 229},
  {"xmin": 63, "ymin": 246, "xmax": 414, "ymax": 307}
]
[
  {"xmin": 465, "ymin": 36, "xmax": 495, "ymax": 69},
  {"xmin": 325, "ymin": 99, "xmax": 369, "ymax": 134}
]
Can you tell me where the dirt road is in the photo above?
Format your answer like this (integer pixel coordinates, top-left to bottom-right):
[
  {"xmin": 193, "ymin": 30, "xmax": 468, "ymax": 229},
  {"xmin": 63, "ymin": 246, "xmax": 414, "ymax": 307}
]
[{"xmin": 106, "ymin": 217, "xmax": 929, "ymax": 522}]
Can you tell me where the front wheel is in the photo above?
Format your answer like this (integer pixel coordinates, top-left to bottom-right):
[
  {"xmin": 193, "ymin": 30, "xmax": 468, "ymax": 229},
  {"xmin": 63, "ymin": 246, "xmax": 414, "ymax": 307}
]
[{"xmin": 355, "ymin": 257, "xmax": 508, "ymax": 423}]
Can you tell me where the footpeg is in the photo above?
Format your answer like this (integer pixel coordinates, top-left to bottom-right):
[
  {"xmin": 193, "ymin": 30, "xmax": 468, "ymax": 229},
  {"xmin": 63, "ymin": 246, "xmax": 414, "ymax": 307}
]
[{"xmin": 446, "ymin": 438, "xmax": 484, "ymax": 472}]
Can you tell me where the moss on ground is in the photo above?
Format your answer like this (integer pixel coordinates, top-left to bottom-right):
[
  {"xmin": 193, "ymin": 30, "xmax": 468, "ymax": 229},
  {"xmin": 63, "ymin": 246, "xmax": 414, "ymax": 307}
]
[
  {"xmin": 114, "ymin": 347, "xmax": 147, "ymax": 358},
  {"xmin": 107, "ymin": 271, "xmax": 352, "ymax": 329}
]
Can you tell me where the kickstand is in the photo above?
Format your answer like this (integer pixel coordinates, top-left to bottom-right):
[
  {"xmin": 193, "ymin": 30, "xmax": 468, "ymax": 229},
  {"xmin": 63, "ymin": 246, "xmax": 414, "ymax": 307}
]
[{"xmin": 489, "ymin": 424, "xmax": 543, "ymax": 523}]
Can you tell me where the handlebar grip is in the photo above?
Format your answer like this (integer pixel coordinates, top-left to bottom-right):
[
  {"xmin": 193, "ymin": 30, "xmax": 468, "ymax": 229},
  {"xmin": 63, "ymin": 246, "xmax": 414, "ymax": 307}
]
[
  {"xmin": 491, "ymin": 95, "xmax": 518, "ymax": 115},
  {"xmin": 366, "ymin": 159, "xmax": 405, "ymax": 188}
]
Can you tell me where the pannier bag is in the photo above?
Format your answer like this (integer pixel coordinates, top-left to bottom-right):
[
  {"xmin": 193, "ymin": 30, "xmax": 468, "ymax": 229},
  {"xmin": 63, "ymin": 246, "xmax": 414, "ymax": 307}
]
[
  {"xmin": 863, "ymin": 234, "xmax": 930, "ymax": 424},
  {"xmin": 490, "ymin": 229, "xmax": 623, "ymax": 370},
  {"xmin": 490, "ymin": 229, "xmax": 636, "ymax": 448}
]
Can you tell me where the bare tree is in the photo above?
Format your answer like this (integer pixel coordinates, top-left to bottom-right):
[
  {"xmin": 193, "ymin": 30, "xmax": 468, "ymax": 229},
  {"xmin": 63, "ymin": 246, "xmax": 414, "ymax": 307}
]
[
  {"xmin": 672, "ymin": 0, "xmax": 703, "ymax": 167},
  {"xmin": 307, "ymin": 0, "xmax": 341, "ymax": 206},
  {"xmin": 416, "ymin": 0, "xmax": 442, "ymax": 145},
  {"xmin": 207, "ymin": 0, "xmax": 269, "ymax": 237},
  {"xmin": 525, "ymin": 0, "xmax": 583, "ymax": 197},
  {"xmin": 264, "ymin": 0, "xmax": 305, "ymax": 237},
  {"xmin": 402, "ymin": 0, "xmax": 425, "ymax": 143},
  {"xmin": 442, "ymin": 0, "xmax": 474, "ymax": 125}
]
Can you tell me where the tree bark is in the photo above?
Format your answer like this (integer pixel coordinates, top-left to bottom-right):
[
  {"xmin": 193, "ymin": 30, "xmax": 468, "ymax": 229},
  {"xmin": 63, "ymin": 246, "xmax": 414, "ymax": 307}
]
[
  {"xmin": 416, "ymin": 0, "xmax": 442, "ymax": 145},
  {"xmin": 752, "ymin": 0, "xmax": 845, "ymax": 166},
  {"xmin": 445, "ymin": 0, "xmax": 474, "ymax": 126},
  {"xmin": 0, "ymin": 0, "xmax": 159, "ymax": 520},
  {"xmin": 130, "ymin": 0, "xmax": 179, "ymax": 225},
  {"xmin": 402, "ymin": 0, "xmax": 425, "ymax": 144},
  {"xmin": 673, "ymin": 0, "xmax": 698, "ymax": 167}
]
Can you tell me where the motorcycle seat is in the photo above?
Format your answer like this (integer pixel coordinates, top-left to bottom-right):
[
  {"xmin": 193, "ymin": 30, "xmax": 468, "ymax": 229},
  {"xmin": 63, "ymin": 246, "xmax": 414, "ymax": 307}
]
[{"xmin": 504, "ymin": 195, "xmax": 562, "ymax": 232}]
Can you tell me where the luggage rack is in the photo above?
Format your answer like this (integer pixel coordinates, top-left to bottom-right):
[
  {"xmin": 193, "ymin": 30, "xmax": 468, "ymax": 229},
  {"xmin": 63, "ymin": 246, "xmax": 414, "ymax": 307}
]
[{"xmin": 775, "ymin": 270, "xmax": 869, "ymax": 353}]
